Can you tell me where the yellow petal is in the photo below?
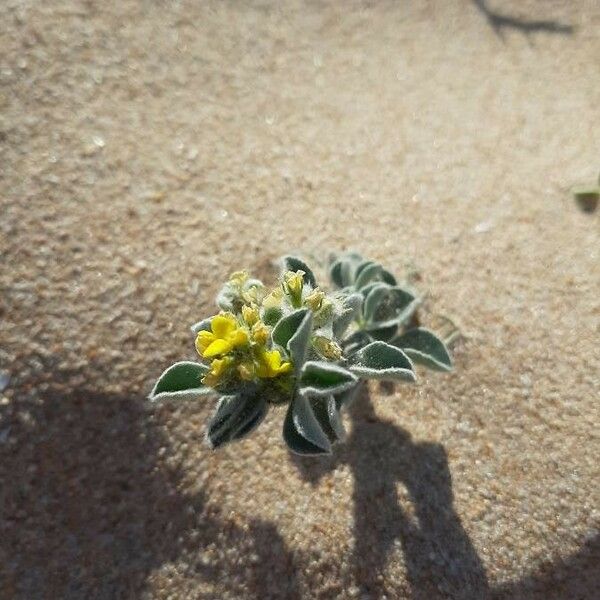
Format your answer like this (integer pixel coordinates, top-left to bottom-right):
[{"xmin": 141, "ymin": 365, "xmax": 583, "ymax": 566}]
[
  {"xmin": 203, "ymin": 338, "xmax": 232, "ymax": 358},
  {"xmin": 211, "ymin": 314, "xmax": 237, "ymax": 338},
  {"xmin": 251, "ymin": 322, "xmax": 269, "ymax": 345},
  {"xmin": 230, "ymin": 328, "xmax": 249, "ymax": 348},
  {"xmin": 195, "ymin": 330, "xmax": 215, "ymax": 355},
  {"xmin": 276, "ymin": 361, "xmax": 292, "ymax": 374},
  {"xmin": 265, "ymin": 350, "xmax": 281, "ymax": 370},
  {"xmin": 242, "ymin": 305, "xmax": 259, "ymax": 326}
]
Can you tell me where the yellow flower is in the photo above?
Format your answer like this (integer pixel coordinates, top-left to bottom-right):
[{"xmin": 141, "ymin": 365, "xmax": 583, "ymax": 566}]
[
  {"xmin": 304, "ymin": 289, "xmax": 325, "ymax": 311},
  {"xmin": 313, "ymin": 336, "xmax": 342, "ymax": 360},
  {"xmin": 283, "ymin": 270, "xmax": 305, "ymax": 306},
  {"xmin": 195, "ymin": 313, "xmax": 248, "ymax": 358},
  {"xmin": 262, "ymin": 287, "xmax": 283, "ymax": 309},
  {"xmin": 255, "ymin": 349, "xmax": 292, "ymax": 379},
  {"xmin": 251, "ymin": 321, "xmax": 270, "ymax": 345},
  {"xmin": 203, "ymin": 356, "xmax": 234, "ymax": 387},
  {"xmin": 242, "ymin": 304, "xmax": 259, "ymax": 327},
  {"xmin": 229, "ymin": 270, "xmax": 249, "ymax": 288},
  {"xmin": 242, "ymin": 283, "xmax": 267, "ymax": 306}
]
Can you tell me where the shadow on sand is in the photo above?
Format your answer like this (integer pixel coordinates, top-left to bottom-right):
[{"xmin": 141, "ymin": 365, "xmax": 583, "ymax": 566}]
[
  {"xmin": 473, "ymin": 0, "xmax": 575, "ymax": 37},
  {"xmin": 291, "ymin": 387, "xmax": 490, "ymax": 599},
  {"xmin": 2, "ymin": 376, "xmax": 598, "ymax": 599},
  {"xmin": 0, "ymin": 386, "xmax": 300, "ymax": 599}
]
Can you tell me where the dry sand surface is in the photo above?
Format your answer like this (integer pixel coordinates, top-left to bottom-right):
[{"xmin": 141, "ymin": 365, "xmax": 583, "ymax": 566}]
[{"xmin": 1, "ymin": 1, "xmax": 599, "ymax": 598}]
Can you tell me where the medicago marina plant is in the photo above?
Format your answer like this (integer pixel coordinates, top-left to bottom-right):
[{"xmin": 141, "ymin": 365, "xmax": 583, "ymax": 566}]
[{"xmin": 149, "ymin": 253, "xmax": 453, "ymax": 455}]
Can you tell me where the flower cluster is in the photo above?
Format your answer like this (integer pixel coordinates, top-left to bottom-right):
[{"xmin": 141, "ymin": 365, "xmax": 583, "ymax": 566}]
[{"xmin": 150, "ymin": 254, "xmax": 454, "ymax": 456}]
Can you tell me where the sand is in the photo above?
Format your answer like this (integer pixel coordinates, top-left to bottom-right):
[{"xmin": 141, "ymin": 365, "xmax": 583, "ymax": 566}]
[{"xmin": 1, "ymin": 1, "xmax": 599, "ymax": 598}]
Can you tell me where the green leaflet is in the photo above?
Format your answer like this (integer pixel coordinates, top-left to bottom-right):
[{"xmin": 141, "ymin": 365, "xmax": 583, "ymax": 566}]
[
  {"xmin": 333, "ymin": 293, "xmax": 363, "ymax": 338},
  {"xmin": 149, "ymin": 361, "xmax": 212, "ymax": 401},
  {"xmin": 309, "ymin": 395, "xmax": 345, "ymax": 442},
  {"xmin": 349, "ymin": 341, "xmax": 416, "ymax": 382},
  {"xmin": 333, "ymin": 382, "xmax": 361, "ymax": 411},
  {"xmin": 206, "ymin": 389, "xmax": 268, "ymax": 449},
  {"xmin": 272, "ymin": 308, "xmax": 314, "ymax": 375},
  {"xmin": 262, "ymin": 306, "xmax": 283, "ymax": 326},
  {"xmin": 299, "ymin": 361, "xmax": 357, "ymax": 397},
  {"xmin": 392, "ymin": 327, "xmax": 453, "ymax": 372},
  {"xmin": 287, "ymin": 310, "xmax": 314, "ymax": 375},
  {"xmin": 272, "ymin": 308, "xmax": 310, "ymax": 348},
  {"xmin": 283, "ymin": 392, "xmax": 331, "ymax": 455},
  {"xmin": 363, "ymin": 284, "xmax": 417, "ymax": 330}
]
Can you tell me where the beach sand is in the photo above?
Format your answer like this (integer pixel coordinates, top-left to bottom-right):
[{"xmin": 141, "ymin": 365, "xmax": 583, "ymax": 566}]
[{"xmin": 1, "ymin": 1, "xmax": 599, "ymax": 598}]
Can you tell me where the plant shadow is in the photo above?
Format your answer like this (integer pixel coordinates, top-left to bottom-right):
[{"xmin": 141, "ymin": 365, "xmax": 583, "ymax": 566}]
[
  {"xmin": 491, "ymin": 531, "xmax": 600, "ymax": 599},
  {"xmin": 291, "ymin": 387, "xmax": 490, "ymax": 599},
  {"xmin": 473, "ymin": 0, "xmax": 575, "ymax": 38},
  {"xmin": 0, "ymin": 385, "xmax": 300, "ymax": 600}
]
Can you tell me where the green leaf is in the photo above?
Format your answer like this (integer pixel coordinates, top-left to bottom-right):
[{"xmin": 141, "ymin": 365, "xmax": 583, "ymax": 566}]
[
  {"xmin": 354, "ymin": 262, "xmax": 383, "ymax": 289},
  {"xmin": 300, "ymin": 361, "xmax": 358, "ymax": 396},
  {"xmin": 329, "ymin": 260, "xmax": 345, "ymax": 288},
  {"xmin": 206, "ymin": 389, "xmax": 268, "ymax": 449},
  {"xmin": 359, "ymin": 281, "xmax": 382, "ymax": 298},
  {"xmin": 282, "ymin": 256, "xmax": 317, "ymax": 288},
  {"xmin": 342, "ymin": 330, "xmax": 372, "ymax": 355},
  {"xmin": 333, "ymin": 293, "xmax": 363, "ymax": 338},
  {"xmin": 283, "ymin": 392, "xmax": 331, "ymax": 455},
  {"xmin": 354, "ymin": 260, "xmax": 375, "ymax": 280},
  {"xmin": 287, "ymin": 309, "xmax": 314, "ymax": 375},
  {"xmin": 380, "ymin": 267, "xmax": 397, "ymax": 286},
  {"xmin": 349, "ymin": 341, "xmax": 416, "ymax": 382},
  {"xmin": 262, "ymin": 306, "xmax": 283, "ymax": 326},
  {"xmin": 392, "ymin": 328, "xmax": 453, "ymax": 372},
  {"xmin": 190, "ymin": 317, "xmax": 212, "ymax": 335},
  {"xmin": 333, "ymin": 383, "xmax": 361, "ymax": 411},
  {"xmin": 309, "ymin": 395, "xmax": 345, "ymax": 442},
  {"xmin": 367, "ymin": 324, "xmax": 398, "ymax": 342},
  {"xmin": 363, "ymin": 284, "xmax": 417, "ymax": 329},
  {"xmin": 272, "ymin": 308, "xmax": 309, "ymax": 349},
  {"xmin": 340, "ymin": 259, "xmax": 356, "ymax": 287},
  {"xmin": 149, "ymin": 361, "xmax": 212, "ymax": 401}
]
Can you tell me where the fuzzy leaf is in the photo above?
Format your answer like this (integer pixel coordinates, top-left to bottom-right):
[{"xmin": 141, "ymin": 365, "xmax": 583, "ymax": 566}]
[
  {"xmin": 300, "ymin": 361, "xmax": 358, "ymax": 396},
  {"xmin": 206, "ymin": 389, "xmax": 268, "ymax": 449},
  {"xmin": 272, "ymin": 308, "xmax": 309, "ymax": 349},
  {"xmin": 282, "ymin": 256, "xmax": 317, "ymax": 288},
  {"xmin": 262, "ymin": 306, "xmax": 283, "ymax": 326},
  {"xmin": 340, "ymin": 259, "xmax": 357, "ymax": 287},
  {"xmin": 342, "ymin": 330, "xmax": 372, "ymax": 356},
  {"xmin": 349, "ymin": 341, "xmax": 416, "ymax": 382},
  {"xmin": 334, "ymin": 383, "xmax": 361, "ymax": 411},
  {"xmin": 333, "ymin": 293, "xmax": 363, "ymax": 338},
  {"xmin": 287, "ymin": 309, "xmax": 314, "ymax": 374},
  {"xmin": 310, "ymin": 396, "xmax": 345, "ymax": 442},
  {"xmin": 359, "ymin": 281, "xmax": 382, "ymax": 298},
  {"xmin": 354, "ymin": 262, "xmax": 383, "ymax": 289},
  {"xmin": 363, "ymin": 284, "xmax": 417, "ymax": 329},
  {"xmin": 149, "ymin": 361, "xmax": 212, "ymax": 401},
  {"xmin": 368, "ymin": 324, "xmax": 398, "ymax": 342},
  {"xmin": 283, "ymin": 392, "xmax": 331, "ymax": 455},
  {"xmin": 190, "ymin": 317, "xmax": 212, "ymax": 336},
  {"xmin": 380, "ymin": 268, "xmax": 397, "ymax": 286},
  {"xmin": 392, "ymin": 328, "xmax": 453, "ymax": 372},
  {"xmin": 354, "ymin": 260, "xmax": 376, "ymax": 281},
  {"xmin": 329, "ymin": 260, "xmax": 345, "ymax": 288}
]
